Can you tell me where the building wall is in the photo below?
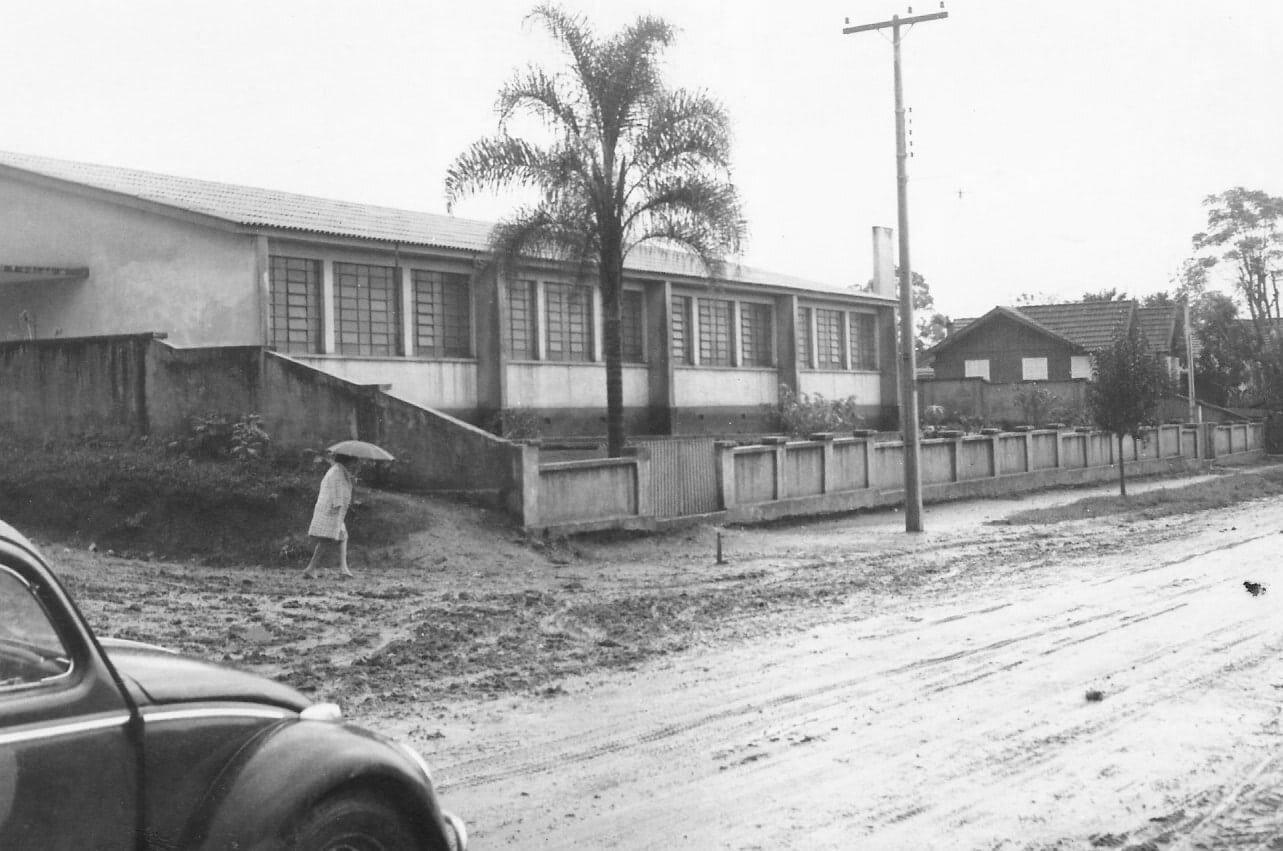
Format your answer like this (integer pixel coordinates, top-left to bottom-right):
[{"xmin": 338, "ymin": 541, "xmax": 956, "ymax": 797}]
[
  {"xmin": 0, "ymin": 174, "xmax": 259, "ymax": 346},
  {"xmin": 933, "ymin": 315, "xmax": 1080, "ymax": 382}
]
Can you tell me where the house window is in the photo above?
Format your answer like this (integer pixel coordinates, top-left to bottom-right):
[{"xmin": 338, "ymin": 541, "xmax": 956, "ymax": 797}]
[
  {"xmin": 1070, "ymin": 355, "xmax": 1093, "ymax": 379},
  {"xmin": 815, "ymin": 308, "xmax": 845, "ymax": 369},
  {"xmin": 268, "ymin": 256, "xmax": 321, "ymax": 353},
  {"xmin": 1022, "ymin": 357, "xmax": 1049, "ymax": 381},
  {"xmin": 698, "ymin": 298, "xmax": 734, "ymax": 366},
  {"xmin": 334, "ymin": 262, "xmax": 398, "ymax": 356},
  {"xmin": 412, "ymin": 270, "xmax": 471, "ymax": 358},
  {"xmin": 545, "ymin": 282, "xmax": 593, "ymax": 362},
  {"xmin": 671, "ymin": 295, "xmax": 693, "ymax": 364},
  {"xmin": 621, "ymin": 289, "xmax": 645, "ymax": 363},
  {"xmin": 797, "ymin": 307, "xmax": 813, "ymax": 368},
  {"xmin": 849, "ymin": 312, "xmax": 877, "ymax": 370},
  {"xmin": 505, "ymin": 280, "xmax": 538, "ymax": 360},
  {"xmin": 964, "ymin": 359, "xmax": 990, "ymax": 380},
  {"xmin": 740, "ymin": 302, "xmax": 773, "ymax": 367}
]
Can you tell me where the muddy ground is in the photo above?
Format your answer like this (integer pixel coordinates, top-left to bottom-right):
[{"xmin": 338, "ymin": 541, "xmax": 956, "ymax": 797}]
[{"xmin": 37, "ymin": 465, "xmax": 1283, "ymax": 849}]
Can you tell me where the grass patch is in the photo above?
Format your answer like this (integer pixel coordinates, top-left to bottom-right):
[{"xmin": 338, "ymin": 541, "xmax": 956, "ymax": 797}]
[
  {"xmin": 0, "ymin": 436, "xmax": 429, "ymax": 565},
  {"xmin": 1002, "ymin": 467, "xmax": 1283, "ymax": 525}
]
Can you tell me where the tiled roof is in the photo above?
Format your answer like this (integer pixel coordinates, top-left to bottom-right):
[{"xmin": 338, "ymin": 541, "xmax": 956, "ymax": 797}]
[
  {"xmin": 1012, "ymin": 301, "xmax": 1136, "ymax": 351},
  {"xmin": 1136, "ymin": 305, "xmax": 1181, "ymax": 352},
  {"xmin": 0, "ymin": 150, "xmax": 875, "ymax": 299}
]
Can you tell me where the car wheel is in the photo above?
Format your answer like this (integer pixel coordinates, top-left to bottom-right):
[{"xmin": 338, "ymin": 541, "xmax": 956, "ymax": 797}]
[{"xmin": 285, "ymin": 790, "xmax": 419, "ymax": 851}]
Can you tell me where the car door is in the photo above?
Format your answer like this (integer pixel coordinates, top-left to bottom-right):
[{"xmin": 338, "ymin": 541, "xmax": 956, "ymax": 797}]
[{"xmin": 0, "ymin": 556, "xmax": 139, "ymax": 849}]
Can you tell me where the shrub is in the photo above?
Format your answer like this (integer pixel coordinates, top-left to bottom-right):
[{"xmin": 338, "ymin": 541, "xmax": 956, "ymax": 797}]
[
  {"xmin": 776, "ymin": 385, "xmax": 866, "ymax": 436},
  {"xmin": 174, "ymin": 412, "xmax": 271, "ymax": 461}
]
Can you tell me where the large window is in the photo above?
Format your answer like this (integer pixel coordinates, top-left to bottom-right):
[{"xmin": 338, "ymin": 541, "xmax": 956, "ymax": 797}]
[
  {"xmin": 1070, "ymin": 355, "xmax": 1093, "ymax": 379},
  {"xmin": 545, "ymin": 282, "xmax": 593, "ymax": 362},
  {"xmin": 740, "ymin": 302, "xmax": 773, "ymax": 367},
  {"xmin": 412, "ymin": 270, "xmax": 471, "ymax": 358},
  {"xmin": 268, "ymin": 256, "xmax": 322, "ymax": 353},
  {"xmin": 334, "ymin": 263, "xmax": 398, "ymax": 356},
  {"xmin": 1022, "ymin": 357, "xmax": 1049, "ymax": 381},
  {"xmin": 671, "ymin": 295, "xmax": 693, "ymax": 365},
  {"xmin": 848, "ymin": 312, "xmax": 877, "ymax": 370},
  {"xmin": 797, "ymin": 307, "xmax": 813, "ymax": 368},
  {"xmin": 505, "ymin": 280, "xmax": 538, "ymax": 360},
  {"xmin": 964, "ymin": 359, "xmax": 990, "ymax": 380},
  {"xmin": 815, "ymin": 308, "xmax": 845, "ymax": 369},
  {"xmin": 621, "ymin": 289, "xmax": 645, "ymax": 364},
  {"xmin": 698, "ymin": 298, "xmax": 734, "ymax": 366}
]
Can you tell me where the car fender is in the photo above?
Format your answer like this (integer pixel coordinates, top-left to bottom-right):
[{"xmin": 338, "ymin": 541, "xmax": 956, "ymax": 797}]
[{"xmin": 182, "ymin": 717, "xmax": 452, "ymax": 851}]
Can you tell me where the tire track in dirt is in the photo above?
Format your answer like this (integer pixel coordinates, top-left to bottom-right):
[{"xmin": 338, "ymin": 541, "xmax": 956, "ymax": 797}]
[{"xmin": 435, "ymin": 560, "xmax": 1256, "ymax": 794}]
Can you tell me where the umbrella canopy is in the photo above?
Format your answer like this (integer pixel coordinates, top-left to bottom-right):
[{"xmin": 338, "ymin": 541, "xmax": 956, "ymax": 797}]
[{"xmin": 327, "ymin": 439, "xmax": 395, "ymax": 461}]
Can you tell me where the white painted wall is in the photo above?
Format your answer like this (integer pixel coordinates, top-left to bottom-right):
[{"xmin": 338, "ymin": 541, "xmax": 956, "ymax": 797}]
[
  {"xmin": 0, "ymin": 174, "xmax": 259, "ymax": 345},
  {"xmin": 674, "ymin": 367, "xmax": 778, "ymax": 405},
  {"xmin": 798, "ymin": 371, "xmax": 883, "ymax": 403},
  {"xmin": 292, "ymin": 355, "xmax": 479, "ymax": 409},
  {"xmin": 504, "ymin": 363, "xmax": 648, "ymax": 408}
]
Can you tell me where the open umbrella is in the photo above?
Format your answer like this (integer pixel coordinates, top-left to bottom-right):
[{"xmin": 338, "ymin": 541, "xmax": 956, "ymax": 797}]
[{"xmin": 327, "ymin": 439, "xmax": 395, "ymax": 461}]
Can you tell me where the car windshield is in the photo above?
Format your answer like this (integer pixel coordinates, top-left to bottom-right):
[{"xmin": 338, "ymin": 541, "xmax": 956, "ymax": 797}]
[{"xmin": 0, "ymin": 566, "xmax": 72, "ymax": 688}]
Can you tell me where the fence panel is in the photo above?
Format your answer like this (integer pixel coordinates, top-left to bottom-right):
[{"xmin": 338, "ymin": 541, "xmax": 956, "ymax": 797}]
[{"xmin": 634, "ymin": 437, "xmax": 720, "ymax": 518}]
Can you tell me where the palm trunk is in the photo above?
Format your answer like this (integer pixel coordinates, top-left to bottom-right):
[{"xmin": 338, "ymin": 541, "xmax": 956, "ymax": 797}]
[{"xmin": 601, "ymin": 240, "xmax": 626, "ymax": 458}]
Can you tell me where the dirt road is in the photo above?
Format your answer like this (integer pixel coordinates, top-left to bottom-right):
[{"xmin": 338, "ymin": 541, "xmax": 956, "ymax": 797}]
[
  {"xmin": 46, "ymin": 468, "xmax": 1283, "ymax": 849},
  {"xmin": 390, "ymin": 490, "xmax": 1283, "ymax": 850}
]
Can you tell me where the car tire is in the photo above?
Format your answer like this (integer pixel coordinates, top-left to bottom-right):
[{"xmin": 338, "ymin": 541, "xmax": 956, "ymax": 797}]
[{"xmin": 285, "ymin": 790, "xmax": 420, "ymax": 851}]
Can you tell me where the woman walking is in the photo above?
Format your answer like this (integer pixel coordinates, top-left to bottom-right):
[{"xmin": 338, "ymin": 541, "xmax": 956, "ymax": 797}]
[{"xmin": 302, "ymin": 452, "xmax": 362, "ymax": 579}]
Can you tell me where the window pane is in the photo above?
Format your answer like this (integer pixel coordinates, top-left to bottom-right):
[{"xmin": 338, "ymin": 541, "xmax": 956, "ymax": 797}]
[
  {"xmin": 740, "ymin": 302, "xmax": 773, "ymax": 367},
  {"xmin": 815, "ymin": 309, "xmax": 844, "ymax": 369},
  {"xmin": 505, "ymin": 280, "xmax": 538, "ymax": 359},
  {"xmin": 1021, "ymin": 357, "xmax": 1049, "ymax": 381},
  {"xmin": 797, "ymin": 307, "xmax": 813, "ymax": 369},
  {"xmin": 964, "ymin": 359, "xmax": 990, "ymax": 380},
  {"xmin": 413, "ymin": 270, "xmax": 471, "ymax": 357},
  {"xmin": 671, "ymin": 295, "xmax": 692, "ymax": 364},
  {"xmin": 334, "ymin": 263, "xmax": 398, "ymax": 357},
  {"xmin": 545, "ymin": 282, "xmax": 593, "ymax": 362},
  {"xmin": 698, "ymin": 298, "xmax": 733, "ymax": 366},
  {"xmin": 621, "ymin": 290, "xmax": 645, "ymax": 363},
  {"xmin": 0, "ymin": 567, "xmax": 71, "ymax": 691},
  {"xmin": 849, "ymin": 312, "xmax": 877, "ymax": 370},
  {"xmin": 269, "ymin": 256, "xmax": 321, "ymax": 353}
]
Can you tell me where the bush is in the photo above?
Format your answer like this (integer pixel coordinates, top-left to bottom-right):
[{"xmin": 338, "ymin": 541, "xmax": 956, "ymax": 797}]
[{"xmin": 776, "ymin": 385, "xmax": 866, "ymax": 436}]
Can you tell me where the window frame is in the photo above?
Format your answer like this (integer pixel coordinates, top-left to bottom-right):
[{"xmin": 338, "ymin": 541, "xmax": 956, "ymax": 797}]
[
  {"xmin": 620, "ymin": 289, "xmax": 646, "ymax": 364},
  {"xmin": 267, "ymin": 255, "xmax": 322, "ymax": 354},
  {"xmin": 1021, "ymin": 356, "xmax": 1050, "ymax": 381},
  {"xmin": 964, "ymin": 359, "xmax": 991, "ymax": 380},
  {"xmin": 739, "ymin": 300, "xmax": 774, "ymax": 368},
  {"xmin": 411, "ymin": 269, "xmax": 472, "ymax": 359},
  {"xmin": 814, "ymin": 308, "xmax": 846, "ymax": 370},
  {"xmin": 543, "ymin": 281, "xmax": 595, "ymax": 362},
  {"xmin": 333, "ymin": 262, "xmax": 400, "ymax": 357},
  {"xmin": 697, "ymin": 297, "xmax": 735, "ymax": 367}
]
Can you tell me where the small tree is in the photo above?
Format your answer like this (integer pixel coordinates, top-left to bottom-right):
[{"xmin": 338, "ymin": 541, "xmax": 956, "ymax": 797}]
[{"xmin": 1087, "ymin": 326, "xmax": 1172, "ymax": 495}]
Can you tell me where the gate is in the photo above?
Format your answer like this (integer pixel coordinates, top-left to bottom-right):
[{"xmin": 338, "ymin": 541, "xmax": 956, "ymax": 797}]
[{"xmin": 632, "ymin": 436, "xmax": 720, "ymax": 518}]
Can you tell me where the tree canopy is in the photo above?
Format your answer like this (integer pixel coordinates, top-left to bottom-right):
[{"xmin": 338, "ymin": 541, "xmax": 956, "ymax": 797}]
[{"xmin": 445, "ymin": 4, "xmax": 746, "ymax": 455}]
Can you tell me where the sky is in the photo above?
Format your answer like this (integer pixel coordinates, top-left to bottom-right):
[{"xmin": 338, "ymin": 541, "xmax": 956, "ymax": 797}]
[{"xmin": 2, "ymin": 0, "xmax": 1279, "ymax": 320}]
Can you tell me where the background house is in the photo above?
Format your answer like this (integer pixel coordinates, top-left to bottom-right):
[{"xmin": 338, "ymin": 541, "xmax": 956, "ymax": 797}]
[
  {"xmin": 922, "ymin": 300, "xmax": 1191, "ymax": 426},
  {"xmin": 0, "ymin": 151, "xmax": 899, "ymax": 439}
]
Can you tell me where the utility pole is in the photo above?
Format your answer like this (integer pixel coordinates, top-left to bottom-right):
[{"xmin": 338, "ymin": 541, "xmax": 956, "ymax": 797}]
[{"xmin": 843, "ymin": 7, "xmax": 947, "ymax": 533}]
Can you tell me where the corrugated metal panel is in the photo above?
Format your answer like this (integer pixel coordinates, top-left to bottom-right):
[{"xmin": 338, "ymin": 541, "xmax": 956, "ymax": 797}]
[{"xmin": 634, "ymin": 437, "xmax": 719, "ymax": 518}]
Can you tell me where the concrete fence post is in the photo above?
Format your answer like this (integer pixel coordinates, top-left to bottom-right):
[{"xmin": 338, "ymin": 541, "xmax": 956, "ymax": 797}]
[
  {"xmin": 714, "ymin": 440, "xmax": 738, "ymax": 509},
  {"xmin": 512, "ymin": 441, "xmax": 541, "ymax": 528},
  {"xmin": 990, "ymin": 433, "xmax": 1001, "ymax": 478},
  {"xmin": 809, "ymin": 432, "xmax": 837, "ymax": 493},
  {"xmin": 762, "ymin": 435, "xmax": 789, "ymax": 500},
  {"xmin": 623, "ymin": 447, "xmax": 653, "ymax": 520},
  {"xmin": 864, "ymin": 436, "xmax": 874, "ymax": 489}
]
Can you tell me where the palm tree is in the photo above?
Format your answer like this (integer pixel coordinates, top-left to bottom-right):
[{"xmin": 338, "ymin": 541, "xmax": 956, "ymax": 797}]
[{"xmin": 444, "ymin": 4, "xmax": 745, "ymax": 457}]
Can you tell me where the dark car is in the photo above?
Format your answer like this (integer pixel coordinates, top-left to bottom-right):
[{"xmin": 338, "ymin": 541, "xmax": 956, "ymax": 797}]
[{"xmin": 0, "ymin": 518, "xmax": 467, "ymax": 850}]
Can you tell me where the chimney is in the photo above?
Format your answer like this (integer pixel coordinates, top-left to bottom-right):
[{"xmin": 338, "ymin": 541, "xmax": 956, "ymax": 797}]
[{"xmin": 871, "ymin": 226, "xmax": 896, "ymax": 296}]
